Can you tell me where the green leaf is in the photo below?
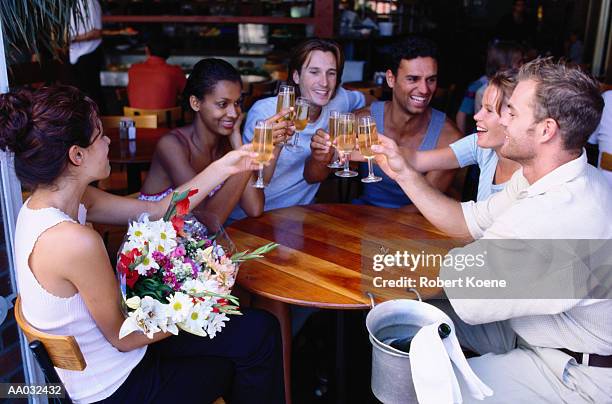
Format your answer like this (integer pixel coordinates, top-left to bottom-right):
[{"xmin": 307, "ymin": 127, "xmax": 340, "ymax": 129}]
[
  {"xmin": 162, "ymin": 189, "xmax": 193, "ymax": 221},
  {"xmin": 1, "ymin": 0, "xmax": 86, "ymax": 64},
  {"xmin": 132, "ymin": 277, "xmax": 171, "ymax": 304},
  {"xmin": 231, "ymin": 242, "xmax": 279, "ymax": 263},
  {"xmin": 128, "ymin": 243, "xmax": 149, "ymax": 270}
]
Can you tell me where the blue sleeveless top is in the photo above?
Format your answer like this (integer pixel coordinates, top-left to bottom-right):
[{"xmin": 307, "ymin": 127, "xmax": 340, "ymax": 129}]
[{"xmin": 355, "ymin": 101, "xmax": 446, "ymax": 208}]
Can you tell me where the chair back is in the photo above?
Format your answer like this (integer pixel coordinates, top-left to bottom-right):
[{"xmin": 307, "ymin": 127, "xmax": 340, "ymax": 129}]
[
  {"xmin": 601, "ymin": 152, "xmax": 612, "ymax": 172},
  {"xmin": 124, "ymin": 106, "xmax": 183, "ymax": 127},
  {"xmin": 342, "ymin": 81, "xmax": 383, "ymax": 99},
  {"xmin": 243, "ymin": 80, "xmax": 278, "ymax": 110},
  {"xmin": 14, "ymin": 296, "xmax": 86, "ymax": 371},
  {"xmin": 101, "ymin": 115, "xmax": 157, "ymax": 129},
  {"xmin": 600, "ymin": 82, "xmax": 612, "ymax": 93}
]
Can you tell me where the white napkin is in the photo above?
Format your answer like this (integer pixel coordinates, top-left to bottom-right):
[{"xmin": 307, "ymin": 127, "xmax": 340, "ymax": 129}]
[{"xmin": 409, "ymin": 321, "xmax": 493, "ymax": 404}]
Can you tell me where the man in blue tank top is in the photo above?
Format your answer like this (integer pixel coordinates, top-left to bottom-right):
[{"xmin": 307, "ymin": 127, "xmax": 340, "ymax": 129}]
[{"xmin": 306, "ymin": 37, "xmax": 462, "ymax": 210}]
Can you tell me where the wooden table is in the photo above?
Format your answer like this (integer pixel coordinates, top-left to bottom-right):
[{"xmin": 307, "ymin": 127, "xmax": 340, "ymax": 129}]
[
  {"xmin": 107, "ymin": 127, "xmax": 168, "ymax": 192},
  {"xmin": 227, "ymin": 204, "xmax": 456, "ymax": 403}
]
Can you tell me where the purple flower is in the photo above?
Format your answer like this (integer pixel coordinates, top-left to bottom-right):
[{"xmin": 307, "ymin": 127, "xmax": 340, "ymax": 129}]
[
  {"xmin": 152, "ymin": 251, "xmax": 170, "ymax": 268},
  {"xmin": 163, "ymin": 271, "xmax": 178, "ymax": 287},
  {"xmin": 152, "ymin": 250, "xmax": 165, "ymax": 261},
  {"xmin": 183, "ymin": 256, "xmax": 201, "ymax": 278}
]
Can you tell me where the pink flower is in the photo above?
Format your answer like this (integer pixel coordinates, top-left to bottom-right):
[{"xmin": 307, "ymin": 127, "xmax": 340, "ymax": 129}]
[{"xmin": 171, "ymin": 244, "xmax": 186, "ymax": 258}]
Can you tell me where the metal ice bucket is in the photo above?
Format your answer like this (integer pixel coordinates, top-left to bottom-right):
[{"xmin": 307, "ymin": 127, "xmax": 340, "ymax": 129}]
[{"xmin": 365, "ymin": 290, "xmax": 453, "ymax": 404}]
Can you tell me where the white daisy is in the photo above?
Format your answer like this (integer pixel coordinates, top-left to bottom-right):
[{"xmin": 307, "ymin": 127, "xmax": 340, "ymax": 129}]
[
  {"xmin": 127, "ymin": 217, "xmax": 154, "ymax": 245},
  {"xmin": 183, "ymin": 302, "xmax": 208, "ymax": 332},
  {"xmin": 181, "ymin": 278, "xmax": 207, "ymax": 295},
  {"xmin": 148, "ymin": 219, "xmax": 177, "ymax": 253},
  {"xmin": 166, "ymin": 292, "xmax": 192, "ymax": 323},
  {"xmin": 133, "ymin": 250, "xmax": 160, "ymax": 276}
]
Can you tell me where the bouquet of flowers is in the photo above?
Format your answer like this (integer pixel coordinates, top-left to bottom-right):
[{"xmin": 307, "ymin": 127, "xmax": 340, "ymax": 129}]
[{"xmin": 117, "ymin": 189, "xmax": 277, "ymax": 339}]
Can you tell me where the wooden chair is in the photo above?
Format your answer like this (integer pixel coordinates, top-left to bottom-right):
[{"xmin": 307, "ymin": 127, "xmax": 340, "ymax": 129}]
[
  {"xmin": 600, "ymin": 82, "xmax": 612, "ymax": 93},
  {"xmin": 124, "ymin": 106, "xmax": 183, "ymax": 128},
  {"xmin": 601, "ymin": 152, "xmax": 612, "ymax": 172},
  {"xmin": 342, "ymin": 81, "xmax": 383, "ymax": 100},
  {"xmin": 243, "ymin": 80, "xmax": 278, "ymax": 110},
  {"xmin": 15, "ymin": 296, "xmax": 227, "ymax": 403},
  {"xmin": 99, "ymin": 115, "xmax": 156, "ymax": 194},
  {"xmin": 14, "ymin": 295, "xmax": 85, "ymax": 403},
  {"xmin": 101, "ymin": 115, "xmax": 158, "ymax": 129}
]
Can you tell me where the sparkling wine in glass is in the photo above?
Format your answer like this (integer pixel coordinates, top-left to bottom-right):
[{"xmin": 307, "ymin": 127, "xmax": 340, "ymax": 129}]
[
  {"xmin": 286, "ymin": 97, "xmax": 309, "ymax": 152},
  {"xmin": 335, "ymin": 113, "xmax": 358, "ymax": 178},
  {"xmin": 276, "ymin": 85, "xmax": 295, "ymax": 145},
  {"xmin": 358, "ymin": 116, "xmax": 382, "ymax": 183},
  {"xmin": 327, "ymin": 110, "xmax": 343, "ymax": 169},
  {"xmin": 252, "ymin": 120, "xmax": 274, "ymax": 188}
]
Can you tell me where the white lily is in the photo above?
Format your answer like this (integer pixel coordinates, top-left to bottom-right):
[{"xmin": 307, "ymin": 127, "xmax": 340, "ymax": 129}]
[
  {"xmin": 119, "ymin": 296, "xmax": 165, "ymax": 339},
  {"xmin": 125, "ymin": 296, "xmax": 141, "ymax": 310}
]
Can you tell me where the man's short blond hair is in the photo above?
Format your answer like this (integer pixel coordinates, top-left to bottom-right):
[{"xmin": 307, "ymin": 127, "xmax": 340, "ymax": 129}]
[{"xmin": 518, "ymin": 57, "xmax": 603, "ymax": 151}]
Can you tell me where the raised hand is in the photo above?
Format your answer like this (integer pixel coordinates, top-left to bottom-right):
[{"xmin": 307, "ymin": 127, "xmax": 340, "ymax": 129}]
[
  {"xmin": 371, "ymin": 134, "xmax": 413, "ymax": 181},
  {"xmin": 310, "ymin": 128, "xmax": 334, "ymax": 162},
  {"xmin": 266, "ymin": 108, "xmax": 295, "ymax": 146},
  {"xmin": 218, "ymin": 144, "xmax": 272, "ymax": 175}
]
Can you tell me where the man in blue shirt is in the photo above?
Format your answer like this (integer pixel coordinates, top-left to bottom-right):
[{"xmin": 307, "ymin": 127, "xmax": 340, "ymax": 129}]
[
  {"xmin": 230, "ymin": 38, "xmax": 368, "ymax": 221},
  {"xmin": 307, "ymin": 37, "xmax": 462, "ymax": 210}
]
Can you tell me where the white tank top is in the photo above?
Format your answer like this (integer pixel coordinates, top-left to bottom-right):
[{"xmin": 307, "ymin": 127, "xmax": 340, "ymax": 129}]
[{"xmin": 15, "ymin": 199, "xmax": 146, "ymax": 403}]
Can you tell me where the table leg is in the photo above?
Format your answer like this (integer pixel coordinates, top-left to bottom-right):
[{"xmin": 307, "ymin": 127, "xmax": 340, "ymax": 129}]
[
  {"xmin": 252, "ymin": 296, "xmax": 292, "ymax": 404},
  {"xmin": 336, "ymin": 310, "xmax": 346, "ymax": 404},
  {"xmin": 125, "ymin": 163, "xmax": 145, "ymax": 194}
]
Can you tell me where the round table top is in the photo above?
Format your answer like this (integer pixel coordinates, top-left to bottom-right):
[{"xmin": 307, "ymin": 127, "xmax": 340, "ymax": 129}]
[
  {"xmin": 107, "ymin": 127, "xmax": 168, "ymax": 164},
  {"xmin": 227, "ymin": 204, "xmax": 456, "ymax": 309}
]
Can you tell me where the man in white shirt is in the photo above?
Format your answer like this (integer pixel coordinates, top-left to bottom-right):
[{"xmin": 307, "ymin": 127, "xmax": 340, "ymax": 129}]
[{"xmin": 372, "ymin": 58, "xmax": 612, "ymax": 402}]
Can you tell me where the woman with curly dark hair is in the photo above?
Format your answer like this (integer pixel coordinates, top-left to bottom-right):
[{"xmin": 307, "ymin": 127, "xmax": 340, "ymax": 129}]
[{"xmin": 1, "ymin": 85, "xmax": 284, "ymax": 403}]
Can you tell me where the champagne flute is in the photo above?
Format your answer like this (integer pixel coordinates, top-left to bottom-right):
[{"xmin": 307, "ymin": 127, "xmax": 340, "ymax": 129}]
[
  {"xmin": 252, "ymin": 120, "xmax": 274, "ymax": 188},
  {"xmin": 276, "ymin": 85, "xmax": 295, "ymax": 146},
  {"xmin": 334, "ymin": 113, "xmax": 358, "ymax": 178},
  {"xmin": 286, "ymin": 97, "xmax": 310, "ymax": 152},
  {"xmin": 327, "ymin": 110, "xmax": 343, "ymax": 169},
  {"xmin": 358, "ymin": 116, "xmax": 382, "ymax": 183}
]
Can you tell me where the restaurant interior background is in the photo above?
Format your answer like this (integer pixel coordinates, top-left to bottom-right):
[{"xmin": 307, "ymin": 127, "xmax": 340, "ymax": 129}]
[
  {"xmin": 5, "ymin": 0, "xmax": 612, "ymax": 114},
  {"xmin": 0, "ymin": 0, "xmax": 611, "ymax": 402}
]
